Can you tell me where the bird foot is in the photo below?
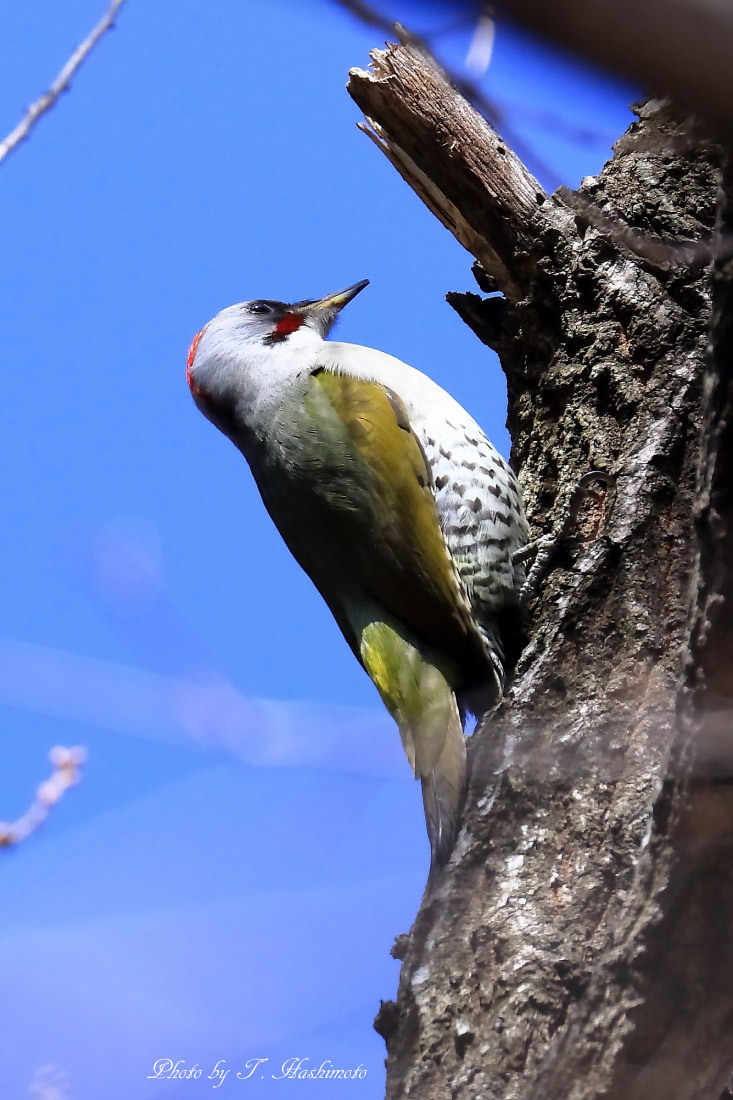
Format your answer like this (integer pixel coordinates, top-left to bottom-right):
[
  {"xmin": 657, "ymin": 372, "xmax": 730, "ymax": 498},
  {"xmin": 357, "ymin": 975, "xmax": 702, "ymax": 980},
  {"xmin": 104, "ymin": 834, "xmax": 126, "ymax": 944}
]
[{"xmin": 513, "ymin": 470, "xmax": 615, "ymax": 603}]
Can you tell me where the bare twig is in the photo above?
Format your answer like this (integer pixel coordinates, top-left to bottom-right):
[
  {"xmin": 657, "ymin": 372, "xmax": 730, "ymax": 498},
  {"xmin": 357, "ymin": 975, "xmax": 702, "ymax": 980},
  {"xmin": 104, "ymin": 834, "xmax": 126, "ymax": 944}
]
[
  {"xmin": 0, "ymin": 0, "xmax": 125, "ymax": 168},
  {"xmin": 0, "ymin": 746, "xmax": 86, "ymax": 847}
]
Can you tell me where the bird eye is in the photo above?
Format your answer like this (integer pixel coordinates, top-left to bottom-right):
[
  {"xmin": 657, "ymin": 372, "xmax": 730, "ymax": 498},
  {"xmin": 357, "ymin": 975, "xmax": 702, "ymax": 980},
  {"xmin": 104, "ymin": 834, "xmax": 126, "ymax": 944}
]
[{"xmin": 248, "ymin": 301, "xmax": 273, "ymax": 315}]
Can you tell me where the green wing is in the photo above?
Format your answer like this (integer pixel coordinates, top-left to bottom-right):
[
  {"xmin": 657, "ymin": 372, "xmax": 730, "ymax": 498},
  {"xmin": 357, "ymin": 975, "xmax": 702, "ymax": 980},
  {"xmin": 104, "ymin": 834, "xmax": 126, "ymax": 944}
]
[{"xmin": 251, "ymin": 368, "xmax": 486, "ymax": 685}]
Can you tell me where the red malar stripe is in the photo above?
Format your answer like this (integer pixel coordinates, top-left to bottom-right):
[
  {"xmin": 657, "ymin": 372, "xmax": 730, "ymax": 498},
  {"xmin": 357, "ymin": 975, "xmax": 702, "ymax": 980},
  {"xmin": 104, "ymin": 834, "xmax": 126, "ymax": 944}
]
[{"xmin": 273, "ymin": 313, "xmax": 304, "ymax": 337}]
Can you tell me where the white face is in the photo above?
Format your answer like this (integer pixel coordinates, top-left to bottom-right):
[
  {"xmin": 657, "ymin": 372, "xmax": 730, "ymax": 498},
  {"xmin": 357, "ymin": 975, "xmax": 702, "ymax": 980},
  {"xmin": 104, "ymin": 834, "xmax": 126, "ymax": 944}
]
[
  {"xmin": 186, "ymin": 299, "xmax": 324, "ymax": 415},
  {"xmin": 185, "ymin": 281, "xmax": 369, "ymax": 432}
]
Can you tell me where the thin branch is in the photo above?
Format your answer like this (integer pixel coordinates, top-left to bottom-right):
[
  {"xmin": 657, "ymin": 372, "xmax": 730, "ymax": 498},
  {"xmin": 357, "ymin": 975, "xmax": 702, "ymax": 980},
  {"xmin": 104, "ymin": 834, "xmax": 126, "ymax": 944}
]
[
  {"xmin": 0, "ymin": 0, "xmax": 125, "ymax": 168},
  {"xmin": 0, "ymin": 746, "xmax": 86, "ymax": 847}
]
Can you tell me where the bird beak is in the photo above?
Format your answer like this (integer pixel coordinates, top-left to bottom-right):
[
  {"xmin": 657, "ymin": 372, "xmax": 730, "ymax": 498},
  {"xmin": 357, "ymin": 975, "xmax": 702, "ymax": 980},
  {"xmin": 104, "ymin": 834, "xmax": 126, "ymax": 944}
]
[{"xmin": 295, "ymin": 279, "xmax": 369, "ymax": 336}]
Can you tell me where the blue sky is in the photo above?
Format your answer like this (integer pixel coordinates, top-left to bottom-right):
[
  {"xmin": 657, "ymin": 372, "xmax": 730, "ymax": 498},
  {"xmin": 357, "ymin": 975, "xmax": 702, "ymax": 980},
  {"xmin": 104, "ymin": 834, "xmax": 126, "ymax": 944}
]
[{"xmin": 0, "ymin": 3, "xmax": 634, "ymax": 1097}]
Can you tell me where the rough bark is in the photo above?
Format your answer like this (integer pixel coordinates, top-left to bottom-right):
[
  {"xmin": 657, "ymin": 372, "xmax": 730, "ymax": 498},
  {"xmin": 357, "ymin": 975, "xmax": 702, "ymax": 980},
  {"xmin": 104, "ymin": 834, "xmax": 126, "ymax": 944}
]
[{"xmin": 348, "ymin": 44, "xmax": 733, "ymax": 1100}]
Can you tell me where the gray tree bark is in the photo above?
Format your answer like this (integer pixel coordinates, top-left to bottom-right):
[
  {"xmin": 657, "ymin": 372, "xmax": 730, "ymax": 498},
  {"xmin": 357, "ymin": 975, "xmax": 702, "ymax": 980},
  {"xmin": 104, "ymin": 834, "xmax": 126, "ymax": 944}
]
[{"xmin": 348, "ymin": 44, "xmax": 733, "ymax": 1100}]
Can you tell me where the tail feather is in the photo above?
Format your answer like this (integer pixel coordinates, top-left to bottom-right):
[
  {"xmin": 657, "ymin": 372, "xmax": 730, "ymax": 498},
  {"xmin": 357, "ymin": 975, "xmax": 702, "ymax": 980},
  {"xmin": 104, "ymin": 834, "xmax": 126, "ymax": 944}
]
[
  {"xmin": 421, "ymin": 699, "xmax": 467, "ymax": 870},
  {"xmin": 356, "ymin": 614, "xmax": 468, "ymax": 871}
]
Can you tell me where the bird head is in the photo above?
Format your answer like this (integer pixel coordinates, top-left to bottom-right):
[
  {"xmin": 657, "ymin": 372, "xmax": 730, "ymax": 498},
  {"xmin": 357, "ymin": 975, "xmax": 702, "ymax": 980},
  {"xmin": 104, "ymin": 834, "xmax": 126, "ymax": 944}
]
[{"xmin": 186, "ymin": 280, "xmax": 369, "ymax": 409}]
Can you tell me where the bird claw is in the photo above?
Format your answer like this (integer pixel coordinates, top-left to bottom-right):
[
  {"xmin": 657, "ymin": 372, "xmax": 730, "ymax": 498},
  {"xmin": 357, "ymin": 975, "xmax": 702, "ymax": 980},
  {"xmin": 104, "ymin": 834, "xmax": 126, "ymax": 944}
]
[
  {"xmin": 516, "ymin": 534, "xmax": 557, "ymax": 603},
  {"xmin": 513, "ymin": 470, "xmax": 615, "ymax": 603}
]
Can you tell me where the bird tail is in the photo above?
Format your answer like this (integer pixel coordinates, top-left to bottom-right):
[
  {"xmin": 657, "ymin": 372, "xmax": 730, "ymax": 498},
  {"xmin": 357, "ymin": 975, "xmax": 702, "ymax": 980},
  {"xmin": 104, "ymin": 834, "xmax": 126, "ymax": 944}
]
[
  {"xmin": 420, "ymin": 699, "xmax": 467, "ymax": 871},
  {"xmin": 358, "ymin": 617, "xmax": 467, "ymax": 871}
]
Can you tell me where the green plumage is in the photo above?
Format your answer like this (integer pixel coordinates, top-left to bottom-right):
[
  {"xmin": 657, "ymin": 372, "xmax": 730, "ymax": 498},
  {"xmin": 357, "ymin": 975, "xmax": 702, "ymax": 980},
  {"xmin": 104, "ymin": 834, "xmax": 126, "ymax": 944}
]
[{"xmin": 246, "ymin": 368, "xmax": 487, "ymax": 867}]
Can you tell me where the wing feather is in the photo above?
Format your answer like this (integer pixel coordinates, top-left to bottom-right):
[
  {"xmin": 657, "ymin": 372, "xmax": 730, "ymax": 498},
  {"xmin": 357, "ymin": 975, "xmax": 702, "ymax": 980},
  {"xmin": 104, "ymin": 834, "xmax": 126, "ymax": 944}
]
[{"xmin": 252, "ymin": 368, "xmax": 489, "ymax": 683}]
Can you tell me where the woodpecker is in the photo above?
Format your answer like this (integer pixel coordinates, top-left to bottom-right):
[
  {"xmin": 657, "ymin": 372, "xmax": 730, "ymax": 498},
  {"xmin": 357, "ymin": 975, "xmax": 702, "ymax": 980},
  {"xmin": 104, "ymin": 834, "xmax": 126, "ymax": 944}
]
[{"xmin": 187, "ymin": 281, "xmax": 528, "ymax": 870}]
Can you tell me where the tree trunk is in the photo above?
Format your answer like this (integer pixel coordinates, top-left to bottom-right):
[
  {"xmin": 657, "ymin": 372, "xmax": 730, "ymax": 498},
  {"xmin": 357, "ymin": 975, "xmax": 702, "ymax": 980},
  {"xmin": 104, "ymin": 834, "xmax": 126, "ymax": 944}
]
[{"xmin": 348, "ymin": 44, "xmax": 733, "ymax": 1100}]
